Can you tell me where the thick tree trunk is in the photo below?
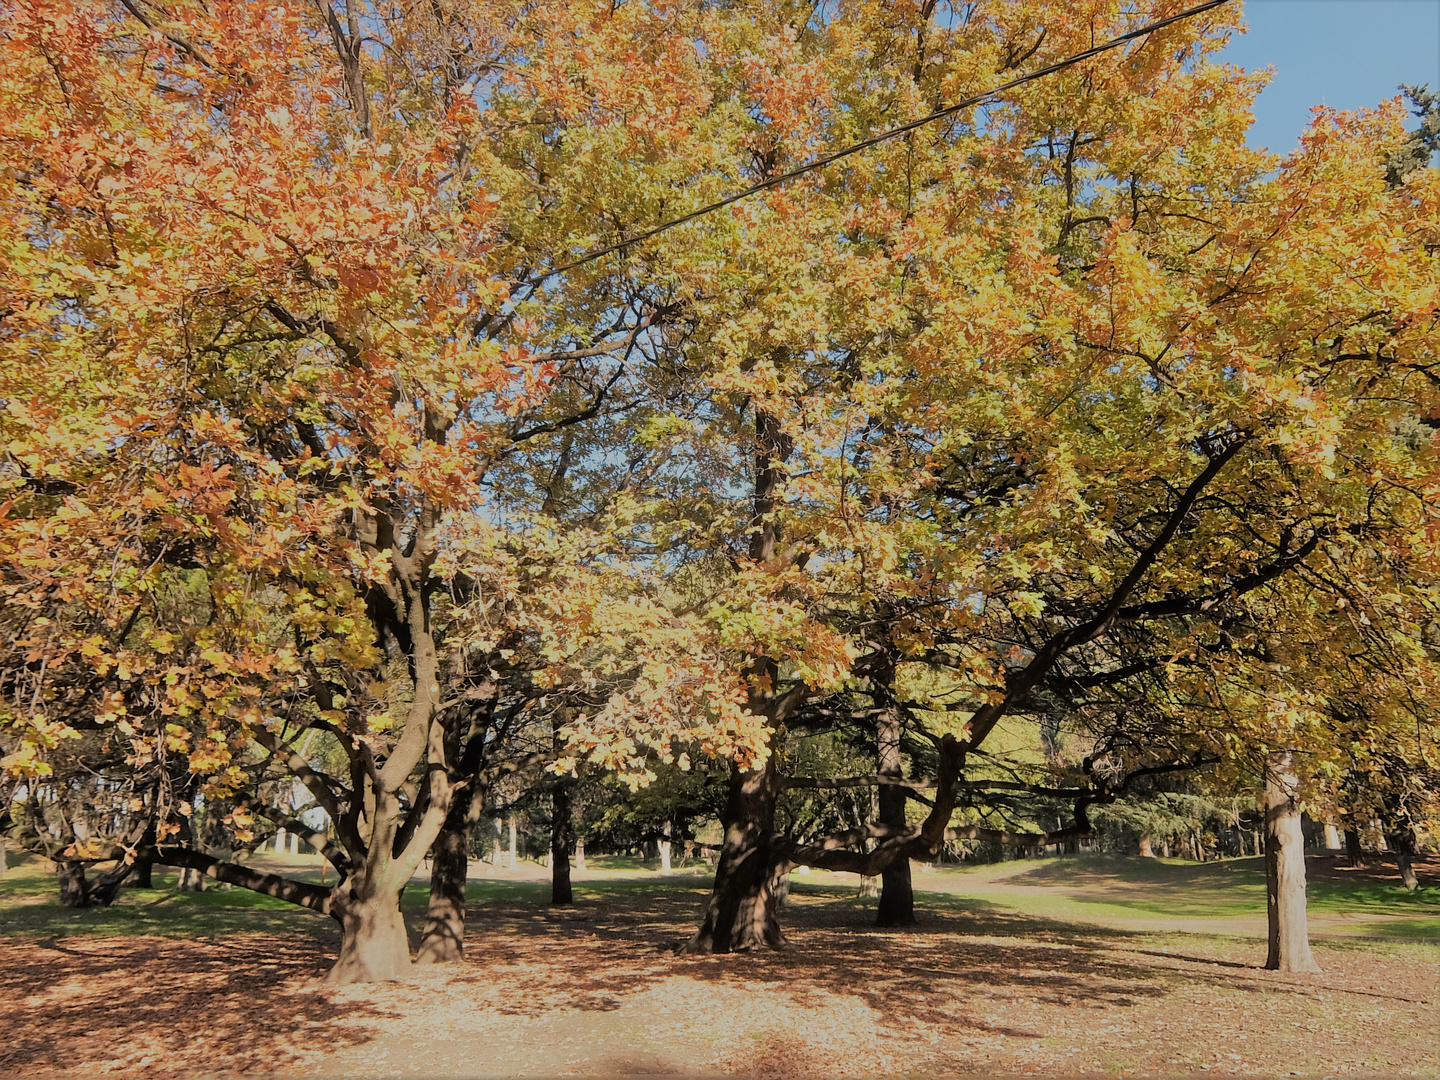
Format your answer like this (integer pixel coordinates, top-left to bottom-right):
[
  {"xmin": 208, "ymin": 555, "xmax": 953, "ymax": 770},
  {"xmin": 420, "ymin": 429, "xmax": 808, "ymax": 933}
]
[
  {"xmin": 416, "ymin": 819, "xmax": 468, "ymax": 964},
  {"xmin": 1264, "ymin": 751, "xmax": 1321, "ymax": 973},
  {"xmin": 684, "ymin": 756, "xmax": 785, "ymax": 953},
  {"xmin": 329, "ymin": 884, "xmax": 412, "ymax": 984},
  {"xmin": 57, "ymin": 861, "xmax": 89, "ymax": 907},
  {"xmin": 1138, "ymin": 834, "xmax": 1156, "ymax": 858},
  {"xmin": 552, "ymin": 781, "xmax": 573, "ymax": 906},
  {"xmin": 57, "ymin": 860, "xmax": 131, "ymax": 907},
  {"xmin": 875, "ymin": 696, "xmax": 915, "ymax": 927},
  {"xmin": 131, "ymin": 858, "xmax": 153, "ymax": 889},
  {"xmin": 177, "ymin": 866, "xmax": 205, "ymax": 892}
]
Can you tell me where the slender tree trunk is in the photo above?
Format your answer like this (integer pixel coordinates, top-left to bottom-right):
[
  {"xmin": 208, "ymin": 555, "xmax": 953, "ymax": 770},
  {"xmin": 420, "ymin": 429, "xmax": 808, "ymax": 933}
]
[
  {"xmin": 659, "ymin": 820, "xmax": 673, "ymax": 875},
  {"xmin": 875, "ymin": 692, "xmax": 915, "ymax": 927},
  {"xmin": 684, "ymin": 755, "xmax": 785, "ymax": 953},
  {"xmin": 575, "ymin": 834, "xmax": 586, "ymax": 871},
  {"xmin": 416, "ymin": 817, "xmax": 468, "ymax": 964},
  {"xmin": 1323, "ymin": 823, "xmax": 1343, "ymax": 851},
  {"xmin": 1264, "ymin": 751, "xmax": 1321, "ymax": 973},
  {"xmin": 507, "ymin": 817, "xmax": 517, "ymax": 870},
  {"xmin": 552, "ymin": 780, "xmax": 573, "ymax": 906},
  {"xmin": 1344, "ymin": 828, "xmax": 1366, "ymax": 868},
  {"xmin": 1387, "ymin": 826, "xmax": 1420, "ymax": 891},
  {"xmin": 1, "ymin": 836, "xmax": 7, "ymax": 875}
]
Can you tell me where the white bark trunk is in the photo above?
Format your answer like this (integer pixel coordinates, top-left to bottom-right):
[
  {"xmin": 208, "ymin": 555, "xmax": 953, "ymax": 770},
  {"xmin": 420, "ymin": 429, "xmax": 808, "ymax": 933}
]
[
  {"xmin": 507, "ymin": 818, "xmax": 517, "ymax": 870},
  {"xmin": 1323, "ymin": 823, "xmax": 1342, "ymax": 851},
  {"xmin": 275, "ymin": 828, "xmax": 287, "ymax": 855}
]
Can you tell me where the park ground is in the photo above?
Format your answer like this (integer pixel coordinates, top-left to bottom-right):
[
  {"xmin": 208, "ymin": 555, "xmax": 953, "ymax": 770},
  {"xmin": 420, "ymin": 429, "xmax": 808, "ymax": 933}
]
[{"xmin": 0, "ymin": 851, "xmax": 1436, "ymax": 1079}]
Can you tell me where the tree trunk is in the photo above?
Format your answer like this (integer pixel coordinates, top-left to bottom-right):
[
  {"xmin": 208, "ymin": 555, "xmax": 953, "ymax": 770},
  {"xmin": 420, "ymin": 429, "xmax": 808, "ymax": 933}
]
[
  {"xmin": 1344, "ymin": 827, "xmax": 1366, "ymax": 868},
  {"xmin": 275, "ymin": 828, "xmax": 287, "ymax": 855},
  {"xmin": 177, "ymin": 866, "xmax": 205, "ymax": 892},
  {"xmin": 575, "ymin": 834, "xmax": 586, "ymax": 871},
  {"xmin": 1, "ymin": 836, "xmax": 7, "ymax": 875},
  {"xmin": 416, "ymin": 818, "xmax": 468, "ymax": 964},
  {"xmin": 659, "ymin": 820, "xmax": 673, "ymax": 875},
  {"xmin": 684, "ymin": 756, "xmax": 785, "ymax": 953},
  {"xmin": 57, "ymin": 861, "xmax": 89, "ymax": 907},
  {"xmin": 130, "ymin": 857, "xmax": 154, "ymax": 889},
  {"xmin": 1323, "ymin": 823, "xmax": 1343, "ymax": 851},
  {"xmin": 1138, "ymin": 834, "xmax": 1156, "ymax": 858},
  {"xmin": 290, "ymin": 831, "xmax": 300, "ymax": 856},
  {"xmin": 507, "ymin": 817, "xmax": 517, "ymax": 870},
  {"xmin": 1387, "ymin": 826, "xmax": 1420, "ymax": 891},
  {"xmin": 875, "ymin": 694, "xmax": 915, "ymax": 927},
  {"xmin": 552, "ymin": 782, "xmax": 573, "ymax": 906},
  {"xmin": 1264, "ymin": 751, "xmax": 1321, "ymax": 973},
  {"xmin": 329, "ymin": 883, "xmax": 412, "ymax": 984}
]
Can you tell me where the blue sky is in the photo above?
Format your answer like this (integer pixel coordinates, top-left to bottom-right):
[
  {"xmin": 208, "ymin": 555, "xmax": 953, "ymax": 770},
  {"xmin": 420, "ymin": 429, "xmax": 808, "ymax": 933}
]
[{"xmin": 1218, "ymin": 0, "xmax": 1440, "ymax": 151}]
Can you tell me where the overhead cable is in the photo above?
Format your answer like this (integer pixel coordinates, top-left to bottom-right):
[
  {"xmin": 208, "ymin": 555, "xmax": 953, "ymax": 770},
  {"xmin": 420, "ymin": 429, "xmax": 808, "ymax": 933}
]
[{"xmin": 540, "ymin": 0, "xmax": 1234, "ymax": 280}]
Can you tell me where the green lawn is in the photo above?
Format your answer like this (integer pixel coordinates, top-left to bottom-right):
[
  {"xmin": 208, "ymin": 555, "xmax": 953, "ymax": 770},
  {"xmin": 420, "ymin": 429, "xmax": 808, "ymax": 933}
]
[{"xmin": 1, "ymin": 850, "xmax": 1434, "ymax": 956}]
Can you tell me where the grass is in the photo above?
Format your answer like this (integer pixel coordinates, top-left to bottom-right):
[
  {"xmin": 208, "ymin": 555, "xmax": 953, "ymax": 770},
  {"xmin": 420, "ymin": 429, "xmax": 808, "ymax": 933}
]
[{"xmin": 1, "ymin": 849, "xmax": 1435, "ymax": 956}]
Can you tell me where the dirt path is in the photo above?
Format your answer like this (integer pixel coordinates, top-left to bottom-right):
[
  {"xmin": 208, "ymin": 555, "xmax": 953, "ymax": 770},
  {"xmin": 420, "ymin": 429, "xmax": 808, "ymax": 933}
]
[{"xmin": 2, "ymin": 875, "xmax": 1435, "ymax": 1079}]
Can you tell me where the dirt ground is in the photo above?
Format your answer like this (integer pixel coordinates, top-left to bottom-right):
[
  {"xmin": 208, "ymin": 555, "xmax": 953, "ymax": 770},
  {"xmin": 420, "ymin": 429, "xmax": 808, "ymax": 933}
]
[{"xmin": 1, "ymin": 861, "xmax": 1435, "ymax": 1080}]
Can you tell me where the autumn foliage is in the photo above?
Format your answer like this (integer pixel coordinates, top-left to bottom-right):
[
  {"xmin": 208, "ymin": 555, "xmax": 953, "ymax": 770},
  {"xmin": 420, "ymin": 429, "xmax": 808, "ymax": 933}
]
[{"xmin": 2, "ymin": 0, "xmax": 1437, "ymax": 980}]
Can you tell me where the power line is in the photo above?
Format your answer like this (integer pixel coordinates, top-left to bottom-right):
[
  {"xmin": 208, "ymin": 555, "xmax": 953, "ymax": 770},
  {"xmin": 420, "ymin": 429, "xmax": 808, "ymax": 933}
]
[{"xmin": 542, "ymin": 0, "xmax": 1235, "ymax": 280}]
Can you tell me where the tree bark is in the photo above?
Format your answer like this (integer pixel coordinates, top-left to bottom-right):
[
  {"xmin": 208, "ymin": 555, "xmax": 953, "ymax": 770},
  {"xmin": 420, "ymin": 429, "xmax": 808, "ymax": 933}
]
[
  {"xmin": 328, "ymin": 881, "xmax": 412, "ymax": 984},
  {"xmin": 1323, "ymin": 823, "xmax": 1343, "ymax": 851},
  {"xmin": 1386, "ymin": 825, "xmax": 1420, "ymax": 891},
  {"xmin": 177, "ymin": 866, "xmax": 205, "ymax": 892},
  {"xmin": 875, "ymin": 690, "xmax": 915, "ymax": 927},
  {"xmin": 416, "ymin": 817, "xmax": 468, "ymax": 964},
  {"xmin": 1264, "ymin": 751, "xmax": 1321, "ymax": 973},
  {"xmin": 131, "ymin": 857, "xmax": 153, "ymax": 889},
  {"xmin": 1344, "ymin": 827, "xmax": 1366, "ymax": 868},
  {"xmin": 552, "ymin": 780, "xmax": 573, "ymax": 906},
  {"xmin": 507, "ymin": 817, "xmax": 517, "ymax": 870},
  {"xmin": 575, "ymin": 834, "xmax": 586, "ymax": 871},
  {"xmin": 684, "ymin": 754, "xmax": 786, "ymax": 953},
  {"xmin": 1138, "ymin": 834, "xmax": 1156, "ymax": 858},
  {"xmin": 659, "ymin": 820, "xmax": 672, "ymax": 875}
]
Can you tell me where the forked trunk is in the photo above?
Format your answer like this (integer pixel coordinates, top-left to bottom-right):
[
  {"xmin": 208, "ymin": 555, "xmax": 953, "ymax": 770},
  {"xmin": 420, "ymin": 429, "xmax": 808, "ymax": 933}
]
[
  {"xmin": 329, "ymin": 881, "xmax": 412, "ymax": 984},
  {"xmin": 1264, "ymin": 751, "xmax": 1320, "ymax": 973},
  {"xmin": 416, "ymin": 819, "xmax": 468, "ymax": 964},
  {"xmin": 684, "ymin": 757, "xmax": 785, "ymax": 953}
]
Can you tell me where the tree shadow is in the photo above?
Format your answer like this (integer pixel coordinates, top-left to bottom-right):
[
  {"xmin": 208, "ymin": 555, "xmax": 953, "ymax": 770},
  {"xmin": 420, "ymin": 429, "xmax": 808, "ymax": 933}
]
[{"xmin": 0, "ymin": 932, "xmax": 394, "ymax": 1077}]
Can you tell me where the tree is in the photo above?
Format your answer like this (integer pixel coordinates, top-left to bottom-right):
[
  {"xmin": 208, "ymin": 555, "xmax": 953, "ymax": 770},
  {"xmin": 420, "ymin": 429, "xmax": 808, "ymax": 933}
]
[{"xmin": 0, "ymin": 0, "xmax": 768, "ymax": 981}]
